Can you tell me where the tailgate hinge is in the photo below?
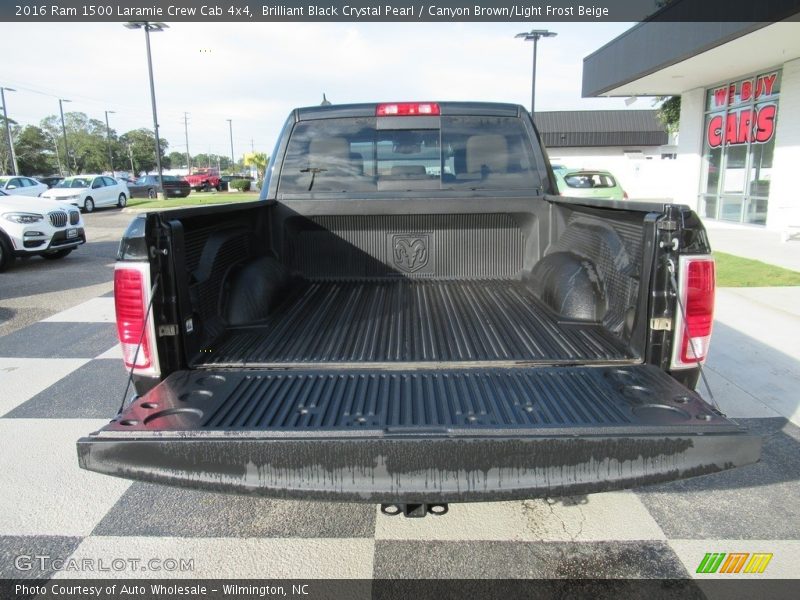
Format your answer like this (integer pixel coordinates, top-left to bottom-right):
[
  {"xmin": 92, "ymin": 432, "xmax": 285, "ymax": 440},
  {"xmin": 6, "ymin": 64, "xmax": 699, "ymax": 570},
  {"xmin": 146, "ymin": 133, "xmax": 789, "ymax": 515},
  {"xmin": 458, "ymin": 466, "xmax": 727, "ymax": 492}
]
[{"xmin": 657, "ymin": 218, "xmax": 678, "ymax": 231}]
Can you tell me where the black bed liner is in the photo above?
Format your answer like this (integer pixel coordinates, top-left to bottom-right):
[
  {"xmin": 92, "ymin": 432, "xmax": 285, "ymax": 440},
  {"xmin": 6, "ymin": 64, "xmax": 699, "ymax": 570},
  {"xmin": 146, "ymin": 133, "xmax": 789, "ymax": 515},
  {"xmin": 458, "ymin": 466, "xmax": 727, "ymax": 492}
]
[
  {"xmin": 99, "ymin": 364, "xmax": 733, "ymax": 434},
  {"xmin": 196, "ymin": 279, "xmax": 632, "ymax": 367}
]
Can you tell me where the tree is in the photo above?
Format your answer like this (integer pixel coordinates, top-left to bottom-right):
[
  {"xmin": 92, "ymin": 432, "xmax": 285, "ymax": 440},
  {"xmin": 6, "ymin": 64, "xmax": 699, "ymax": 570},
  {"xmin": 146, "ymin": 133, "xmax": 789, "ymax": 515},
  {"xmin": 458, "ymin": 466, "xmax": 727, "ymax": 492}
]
[
  {"xmin": 192, "ymin": 153, "xmax": 231, "ymax": 172},
  {"xmin": 119, "ymin": 128, "xmax": 169, "ymax": 175},
  {"xmin": 0, "ymin": 118, "xmax": 19, "ymax": 175},
  {"xmin": 655, "ymin": 96, "xmax": 681, "ymax": 134},
  {"xmin": 15, "ymin": 126, "xmax": 58, "ymax": 175},
  {"xmin": 244, "ymin": 152, "xmax": 269, "ymax": 180},
  {"xmin": 39, "ymin": 112, "xmax": 109, "ymax": 173},
  {"xmin": 167, "ymin": 151, "xmax": 187, "ymax": 170}
]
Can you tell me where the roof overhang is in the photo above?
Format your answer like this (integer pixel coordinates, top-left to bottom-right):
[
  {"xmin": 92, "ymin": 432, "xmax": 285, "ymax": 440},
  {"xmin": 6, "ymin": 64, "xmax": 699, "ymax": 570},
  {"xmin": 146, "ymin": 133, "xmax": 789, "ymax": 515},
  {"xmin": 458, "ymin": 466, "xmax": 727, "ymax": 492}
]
[{"xmin": 584, "ymin": 20, "xmax": 800, "ymax": 97}]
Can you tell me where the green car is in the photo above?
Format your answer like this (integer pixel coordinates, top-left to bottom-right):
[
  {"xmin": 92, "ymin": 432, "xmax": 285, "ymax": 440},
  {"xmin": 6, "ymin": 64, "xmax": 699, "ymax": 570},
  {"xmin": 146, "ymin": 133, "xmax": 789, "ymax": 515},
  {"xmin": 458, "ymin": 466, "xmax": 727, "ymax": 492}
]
[{"xmin": 553, "ymin": 169, "xmax": 627, "ymax": 200}]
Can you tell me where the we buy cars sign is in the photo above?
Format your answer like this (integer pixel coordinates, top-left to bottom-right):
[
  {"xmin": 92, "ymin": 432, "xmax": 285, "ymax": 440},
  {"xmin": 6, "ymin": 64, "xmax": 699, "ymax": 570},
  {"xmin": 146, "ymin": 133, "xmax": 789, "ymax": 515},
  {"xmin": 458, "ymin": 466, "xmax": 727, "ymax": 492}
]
[{"xmin": 706, "ymin": 72, "xmax": 779, "ymax": 148}]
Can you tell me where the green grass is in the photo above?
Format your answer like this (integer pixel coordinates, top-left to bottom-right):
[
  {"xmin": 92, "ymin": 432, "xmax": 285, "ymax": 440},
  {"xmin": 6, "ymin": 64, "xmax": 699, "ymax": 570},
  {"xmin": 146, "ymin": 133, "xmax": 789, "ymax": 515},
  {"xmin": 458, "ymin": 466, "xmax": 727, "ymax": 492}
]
[
  {"xmin": 714, "ymin": 252, "xmax": 800, "ymax": 287},
  {"xmin": 128, "ymin": 191, "xmax": 259, "ymax": 209}
]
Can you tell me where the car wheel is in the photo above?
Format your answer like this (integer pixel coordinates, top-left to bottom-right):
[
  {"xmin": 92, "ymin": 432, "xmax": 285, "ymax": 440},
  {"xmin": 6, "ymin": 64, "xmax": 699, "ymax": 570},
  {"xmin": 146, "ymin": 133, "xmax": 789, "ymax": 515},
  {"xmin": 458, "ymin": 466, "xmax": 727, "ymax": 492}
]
[
  {"xmin": 117, "ymin": 193, "xmax": 127, "ymax": 208},
  {"xmin": 83, "ymin": 198, "xmax": 95, "ymax": 213},
  {"xmin": 147, "ymin": 188, "xmax": 156, "ymax": 199},
  {"xmin": 42, "ymin": 249, "xmax": 72, "ymax": 260},
  {"xmin": 0, "ymin": 235, "xmax": 15, "ymax": 272}
]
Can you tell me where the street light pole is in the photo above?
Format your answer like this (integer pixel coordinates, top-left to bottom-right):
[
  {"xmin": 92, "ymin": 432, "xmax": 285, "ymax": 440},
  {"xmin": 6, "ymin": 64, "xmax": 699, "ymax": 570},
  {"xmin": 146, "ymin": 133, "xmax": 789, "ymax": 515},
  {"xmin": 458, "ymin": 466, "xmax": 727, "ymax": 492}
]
[
  {"xmin": 226, "ymin": 119, "xmax": 234, "ymax": 171},
  {"xmin": 44, "ymin": 130, "xmax": 62, "ymax": 176},
  {"xmin": 514, "ymin": 29, "xmax": 557, "ymax": 117},
  {"xmin": 125, "ymin": 21, "xmax": 168, "ymax": 198},
  {"xmin": 58, "ymin": 98, "xmax": 71, "ymax": 176},
  {"xmin": 1, "ymin": 87, "xmax": 19, "ymax": 176},
  {"xmin": 105, "ymin": 110, "xmax": 116, "ymax": 177},
  {"xmin": 183, "ymin": 112, "xmax": 191, "ymax": 172}
]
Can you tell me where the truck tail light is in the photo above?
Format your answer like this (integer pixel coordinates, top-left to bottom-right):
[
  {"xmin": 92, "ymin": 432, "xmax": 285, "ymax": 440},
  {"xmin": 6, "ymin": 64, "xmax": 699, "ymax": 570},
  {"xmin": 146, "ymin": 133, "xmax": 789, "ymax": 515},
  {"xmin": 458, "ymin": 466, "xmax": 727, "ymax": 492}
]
[
  {"xmin": 114, "ymin": 263, "xmax": 159, "ymax": 375},
  {"xmin": 376, "ymin": 103, "xmax": 440, "ymax": 116},
  {"xmin": 671, "ymin": 255, "xmax": 715, "ymax": 369}
]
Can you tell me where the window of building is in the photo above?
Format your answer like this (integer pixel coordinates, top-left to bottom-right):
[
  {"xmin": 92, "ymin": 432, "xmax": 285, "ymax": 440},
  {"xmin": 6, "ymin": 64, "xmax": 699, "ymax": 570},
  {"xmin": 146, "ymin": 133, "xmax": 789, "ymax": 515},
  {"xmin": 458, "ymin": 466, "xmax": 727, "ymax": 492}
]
[{"xmin": 700, "ymin": 70, "xmax": 780, "ymax": 225}]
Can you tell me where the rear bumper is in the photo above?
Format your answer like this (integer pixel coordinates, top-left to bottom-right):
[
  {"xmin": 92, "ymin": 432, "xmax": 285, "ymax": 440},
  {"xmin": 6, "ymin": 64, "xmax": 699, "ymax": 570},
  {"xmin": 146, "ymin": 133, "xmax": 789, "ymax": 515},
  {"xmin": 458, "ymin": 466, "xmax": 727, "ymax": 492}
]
[{"xmin": 77, "ymin": 430, "xmax": 761, "ymax": 502}]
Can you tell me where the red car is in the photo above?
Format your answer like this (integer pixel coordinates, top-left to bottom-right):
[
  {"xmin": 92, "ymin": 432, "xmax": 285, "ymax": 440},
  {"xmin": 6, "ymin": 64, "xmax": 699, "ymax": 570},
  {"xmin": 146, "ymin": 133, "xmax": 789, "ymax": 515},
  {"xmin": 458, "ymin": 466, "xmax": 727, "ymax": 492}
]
[{"xmin": 184, "ymin": 169, "xmax": 221, "ymax": 192}]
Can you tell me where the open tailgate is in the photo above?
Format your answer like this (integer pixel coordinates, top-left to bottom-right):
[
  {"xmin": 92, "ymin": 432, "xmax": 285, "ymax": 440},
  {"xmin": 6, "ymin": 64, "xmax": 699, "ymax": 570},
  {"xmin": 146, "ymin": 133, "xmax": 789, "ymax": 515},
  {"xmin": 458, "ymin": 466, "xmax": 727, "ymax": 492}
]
[{"xmin": 78, "ymin": 364, "xmax": 760, "ymax": 502}]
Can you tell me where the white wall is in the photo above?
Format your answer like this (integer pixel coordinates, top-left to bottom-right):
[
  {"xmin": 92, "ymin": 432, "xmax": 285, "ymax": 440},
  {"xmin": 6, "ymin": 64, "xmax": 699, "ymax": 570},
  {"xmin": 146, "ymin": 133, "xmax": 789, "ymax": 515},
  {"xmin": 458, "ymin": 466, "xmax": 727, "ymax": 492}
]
[
  {"xmin": 673, "ymin": 87, "xmax": 705, "ymax": 210},
  {"xmin": 547, "ymin": 145, "xmax": 679, "ymax": 199},
  {"xmin": 767, "ymin": 57, "xmax": 800, "ymax": 231}
]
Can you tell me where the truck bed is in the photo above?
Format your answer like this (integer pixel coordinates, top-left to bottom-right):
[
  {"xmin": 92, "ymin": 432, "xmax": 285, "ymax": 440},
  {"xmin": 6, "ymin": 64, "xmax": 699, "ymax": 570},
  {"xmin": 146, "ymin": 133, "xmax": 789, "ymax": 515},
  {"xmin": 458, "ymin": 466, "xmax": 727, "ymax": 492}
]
[{"xmin": 195, "ymin": 278, "xmax": 632, "ymax": 367}]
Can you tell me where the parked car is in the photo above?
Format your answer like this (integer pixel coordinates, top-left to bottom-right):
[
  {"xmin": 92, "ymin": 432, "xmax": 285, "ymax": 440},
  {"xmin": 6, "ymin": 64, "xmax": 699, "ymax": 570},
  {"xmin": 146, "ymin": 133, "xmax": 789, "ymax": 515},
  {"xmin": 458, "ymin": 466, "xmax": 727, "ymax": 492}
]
[
  {"xmin": 127, "ymin": 175, "xmax": 191, "ymax": 199},
  {"xmin": 184, "ymin": 168, "xmax": 221, "ymax": 192},
  {"xmin": 35, "ymin": 175, "xmax": 65, "ymax": 188},
  {"xmin": 554, "ymin": 169, "xmax": 628, "ymax": 200},
  {"xmin": 40, "ymin": 175, "xmax": 128, "ymax": 212},
  {"xmin": 79, "ymin": 101, "xmax": 758, "ymax": 517},
  {"xmin": 0, "ymin": 176, "xmax": 49, "ymax": 197},
  {"xmin": 0, "ymin": 189, "xmax": 86, "ymax": 271}
]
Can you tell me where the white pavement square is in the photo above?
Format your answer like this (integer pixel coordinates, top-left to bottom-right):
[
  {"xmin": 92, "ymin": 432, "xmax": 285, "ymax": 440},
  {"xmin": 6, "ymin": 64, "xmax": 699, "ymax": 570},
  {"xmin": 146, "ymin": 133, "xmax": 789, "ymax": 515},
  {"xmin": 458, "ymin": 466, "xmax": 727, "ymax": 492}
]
[
  {"xmin": 699, "ymin": 366, "xmax": 782, "ymax": 419},
  {"xmin": 0, "ymin": 419, "xmax": 131, "ymax": 536},
  {"xmin": 374, "ymin": 492, "xmax": 666, "ymax": 542},
  {"xmin": 0, "ymin": 358, "xmax": 89, "ymax": 417},
  {"xmin": 56, "ymin": 537, "xmax": 376, "ymax": 579},
  {"xmin": 43, "ymin": 298, "xmax": 116, "ymax": 323},
  {"xmin": 712, "ymin": 288, "xmax": 800, "ymax": 426}
]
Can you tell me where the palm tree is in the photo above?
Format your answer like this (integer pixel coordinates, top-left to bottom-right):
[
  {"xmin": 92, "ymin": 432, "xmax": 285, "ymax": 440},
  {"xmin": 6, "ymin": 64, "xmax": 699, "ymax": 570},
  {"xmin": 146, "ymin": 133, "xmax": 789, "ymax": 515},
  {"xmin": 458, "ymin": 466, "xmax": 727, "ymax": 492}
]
[{"xmin": 244, "ymin": 152, "xmax": 269, "ymax": 180}]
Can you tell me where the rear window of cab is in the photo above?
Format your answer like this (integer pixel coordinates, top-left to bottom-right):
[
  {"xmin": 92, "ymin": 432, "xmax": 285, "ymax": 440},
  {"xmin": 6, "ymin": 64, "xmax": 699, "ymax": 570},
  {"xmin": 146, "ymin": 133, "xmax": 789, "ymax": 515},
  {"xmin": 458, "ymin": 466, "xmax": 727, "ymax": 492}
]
[{"xmin": 277, "ymin": 115, "xmax": 542, "ymax": 194}]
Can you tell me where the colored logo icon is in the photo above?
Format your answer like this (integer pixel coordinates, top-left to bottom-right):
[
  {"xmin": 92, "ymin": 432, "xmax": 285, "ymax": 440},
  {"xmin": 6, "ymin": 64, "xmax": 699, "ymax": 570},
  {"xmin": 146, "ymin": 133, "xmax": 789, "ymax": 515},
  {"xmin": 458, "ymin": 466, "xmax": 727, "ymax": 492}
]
[{"xmin": 696, "ymin": 552, "xmax": 773, "ymax": 574}]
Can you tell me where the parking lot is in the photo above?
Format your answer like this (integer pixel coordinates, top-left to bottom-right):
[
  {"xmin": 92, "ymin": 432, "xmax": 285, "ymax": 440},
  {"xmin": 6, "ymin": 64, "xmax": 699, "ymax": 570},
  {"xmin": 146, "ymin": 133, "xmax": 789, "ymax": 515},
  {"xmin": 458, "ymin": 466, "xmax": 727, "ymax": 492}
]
[{"xmin": 1, "ymin": 209, "xmax": 799, "ymax": 581}]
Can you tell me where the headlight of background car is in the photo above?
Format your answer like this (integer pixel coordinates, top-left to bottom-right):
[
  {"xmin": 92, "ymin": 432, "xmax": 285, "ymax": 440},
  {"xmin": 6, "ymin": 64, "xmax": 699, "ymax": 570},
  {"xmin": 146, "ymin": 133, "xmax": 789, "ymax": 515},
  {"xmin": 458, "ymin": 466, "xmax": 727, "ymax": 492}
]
[{"xmin": 3, "ymin": 212, "xmax": 44, "ymax": 224}]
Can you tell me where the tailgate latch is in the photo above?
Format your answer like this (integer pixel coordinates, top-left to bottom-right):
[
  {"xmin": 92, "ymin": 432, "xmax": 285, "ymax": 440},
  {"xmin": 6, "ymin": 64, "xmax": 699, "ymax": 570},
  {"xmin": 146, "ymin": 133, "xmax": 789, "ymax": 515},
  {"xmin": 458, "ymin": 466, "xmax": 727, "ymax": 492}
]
[{"xmin": 650, "ymin": 317, "xmax": 672, "ymax": 331}]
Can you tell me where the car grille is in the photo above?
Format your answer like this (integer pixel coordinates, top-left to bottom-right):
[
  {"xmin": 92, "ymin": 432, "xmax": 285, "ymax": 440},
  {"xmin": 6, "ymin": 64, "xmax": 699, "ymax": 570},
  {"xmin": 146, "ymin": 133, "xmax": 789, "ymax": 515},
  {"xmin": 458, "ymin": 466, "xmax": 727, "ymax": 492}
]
[
  {"xmin": 69, "ymin": 211, "xmax": 79, "ymax": 225},
  {"xmin": 48, "ymin": 211, "xmax": 68, "ymax": 228}
]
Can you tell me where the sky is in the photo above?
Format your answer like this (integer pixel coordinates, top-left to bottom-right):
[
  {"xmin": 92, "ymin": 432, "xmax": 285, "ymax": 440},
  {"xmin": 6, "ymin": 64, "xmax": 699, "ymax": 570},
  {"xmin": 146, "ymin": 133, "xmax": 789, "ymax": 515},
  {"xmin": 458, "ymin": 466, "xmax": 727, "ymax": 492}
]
[{"xmin": 0, "ymin": 21, "xmax": 648, "ymax": 159}]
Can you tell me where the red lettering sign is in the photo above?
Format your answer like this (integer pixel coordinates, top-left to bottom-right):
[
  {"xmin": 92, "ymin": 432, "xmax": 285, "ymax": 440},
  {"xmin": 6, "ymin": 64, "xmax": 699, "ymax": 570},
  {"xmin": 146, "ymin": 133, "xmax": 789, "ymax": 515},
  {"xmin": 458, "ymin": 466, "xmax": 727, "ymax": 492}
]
[
  {"xmin": 708, "ymin": 115, "xmax": 723, "ymax": 147},
  {"xmin": 711, "ymin": 72, "xmax": 778, "ymax": 108},
  {"xmin": 755, "ymin": 104, "xmax": 776, "ymax": 143},
  {"xmin": 706, "ymin": 104, "xmax": 777, "ymax": 147},
  {"xmin": 714, "ymin": 88, "xmax": 728, "ymax": 108},
  {"xmin": 757, "ymin": 73, "xmax": 777, "ymax": 98},
  {"xmin": 741, "ymin": 80, "xmax": 753, "ymax": 102}
]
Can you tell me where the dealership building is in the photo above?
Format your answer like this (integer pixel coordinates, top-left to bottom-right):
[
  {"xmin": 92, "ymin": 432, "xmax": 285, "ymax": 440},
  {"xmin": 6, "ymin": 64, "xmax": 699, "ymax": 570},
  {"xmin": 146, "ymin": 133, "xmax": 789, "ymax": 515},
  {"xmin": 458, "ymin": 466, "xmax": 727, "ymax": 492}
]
[{"xmin": 583, "ymin": 13, "xmax": 800, "ymax": 231}]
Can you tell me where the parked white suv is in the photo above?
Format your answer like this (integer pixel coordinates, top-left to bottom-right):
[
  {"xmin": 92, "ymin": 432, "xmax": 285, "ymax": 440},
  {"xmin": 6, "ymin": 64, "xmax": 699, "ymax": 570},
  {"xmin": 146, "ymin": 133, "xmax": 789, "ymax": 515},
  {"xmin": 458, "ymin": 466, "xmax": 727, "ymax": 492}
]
[
  {"xmin": 40, "ymin": 174, "xmax": 128, "ymax": 212},
  {"xmin": 0, "ymin": 189, "xmax": 86, "ymax": 272}
]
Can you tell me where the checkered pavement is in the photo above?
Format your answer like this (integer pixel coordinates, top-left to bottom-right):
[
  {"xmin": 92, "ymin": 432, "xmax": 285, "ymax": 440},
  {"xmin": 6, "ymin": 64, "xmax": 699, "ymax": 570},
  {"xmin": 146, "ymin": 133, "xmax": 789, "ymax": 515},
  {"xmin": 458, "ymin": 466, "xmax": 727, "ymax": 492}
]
[{"xmin": 1, "ymin": 296, "xmax": 799, "ymax": 580}]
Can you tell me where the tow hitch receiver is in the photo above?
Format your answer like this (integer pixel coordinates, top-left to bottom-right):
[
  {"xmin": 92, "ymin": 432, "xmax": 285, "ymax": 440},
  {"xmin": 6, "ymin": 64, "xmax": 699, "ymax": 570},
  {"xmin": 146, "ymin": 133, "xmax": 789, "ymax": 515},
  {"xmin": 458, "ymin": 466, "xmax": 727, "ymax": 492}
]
[{"xmin": 381, "ymin": 503, "xmax": 449, "ymax": 518}]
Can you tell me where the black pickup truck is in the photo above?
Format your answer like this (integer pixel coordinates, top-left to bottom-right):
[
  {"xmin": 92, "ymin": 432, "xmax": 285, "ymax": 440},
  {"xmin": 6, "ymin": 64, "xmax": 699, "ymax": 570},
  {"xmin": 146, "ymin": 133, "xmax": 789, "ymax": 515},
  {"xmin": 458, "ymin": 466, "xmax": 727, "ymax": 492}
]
[{"xmin": 78, "ymin": 102, "xmax": 760, "ymax": 516}]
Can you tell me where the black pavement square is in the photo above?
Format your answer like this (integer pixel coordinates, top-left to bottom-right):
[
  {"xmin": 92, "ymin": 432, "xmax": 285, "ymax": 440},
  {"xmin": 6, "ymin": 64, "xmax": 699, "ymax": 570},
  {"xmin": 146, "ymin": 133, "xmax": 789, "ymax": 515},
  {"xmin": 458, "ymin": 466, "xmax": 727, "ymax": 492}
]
[
  {"xmin": 0, "ymin": 322, "xmax": 116, "ymax": 359},
  {"xmin": 636, "ymin": 417, "xmax": 800, "ymax": 539},
  {"xmin": 0, "ymin": 535, "xmax": 83, "ymax": 579},
  {"xmin": 373, "ymin": 540, "xmax": 689, "ymax": 579},
  {"xmin": 4, "ymin": 359, "xmax": 127, "ymax": 419},
  {"xmin": 92, "ymin": 482, "xmax": 377, "ymax": 538}
]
